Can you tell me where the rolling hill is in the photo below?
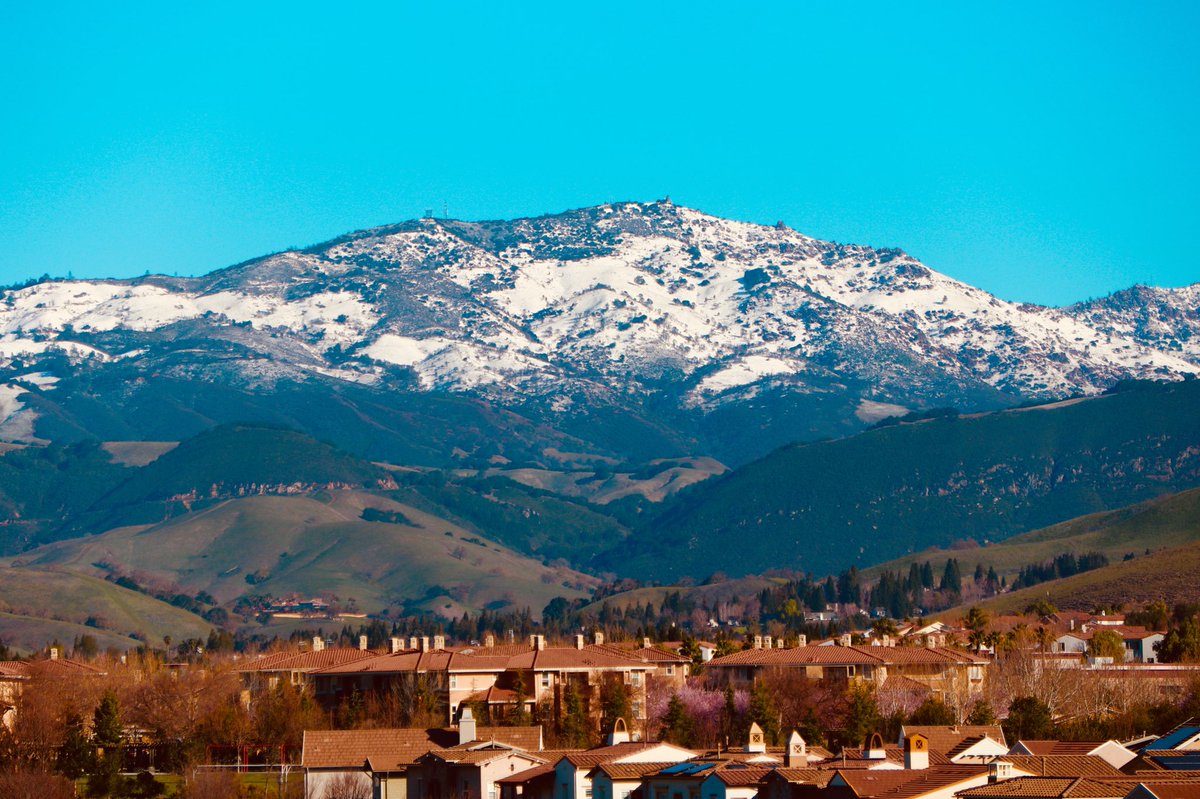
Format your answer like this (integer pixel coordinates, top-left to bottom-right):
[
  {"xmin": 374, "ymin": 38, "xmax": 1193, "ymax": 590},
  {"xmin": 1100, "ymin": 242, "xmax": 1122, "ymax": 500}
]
[
  {"xmin": 862, "ymin": 485, "xmax": 1200, "ymax": 583},
  {"xmin": 15, "ymin": 490, "xmax": 596, "ymax": 618},
  {"xmin": 595, "ymin": 379, "xmax": 1200, "ymax": 581}
]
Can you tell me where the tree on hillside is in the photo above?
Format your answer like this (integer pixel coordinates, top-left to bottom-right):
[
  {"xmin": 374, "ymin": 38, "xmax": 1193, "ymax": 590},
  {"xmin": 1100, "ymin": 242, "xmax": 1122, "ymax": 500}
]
[{"xmin": 940, "ymin": 559, "xmax": 962, "ymax": 594}]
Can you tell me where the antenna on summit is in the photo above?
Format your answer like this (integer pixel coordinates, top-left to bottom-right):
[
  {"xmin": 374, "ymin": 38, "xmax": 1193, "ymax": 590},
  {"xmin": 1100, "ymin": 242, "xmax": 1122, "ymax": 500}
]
[{"xmin": 443, "ymin": 201, "xmax": 449, "ymax": 218}]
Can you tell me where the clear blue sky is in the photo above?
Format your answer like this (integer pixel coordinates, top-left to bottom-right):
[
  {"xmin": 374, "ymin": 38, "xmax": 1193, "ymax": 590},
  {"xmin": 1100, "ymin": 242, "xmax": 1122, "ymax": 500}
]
[{"xmin": 1, "ymin": 2, "xmax": 1198, "ymax": 305}]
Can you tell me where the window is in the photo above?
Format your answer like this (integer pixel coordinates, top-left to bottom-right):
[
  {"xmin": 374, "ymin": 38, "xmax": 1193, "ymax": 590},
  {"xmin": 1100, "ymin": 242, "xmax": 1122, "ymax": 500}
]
[
  {"xmin": 450, "ymin": 675, "xmax": 458, "ymax": 689},
  {"xmin": 665, "ymin": 665, "xmax": 674, "ymax": 676},
  {"xmin": 631, "ymin": 672, "xmax": 642, "ymax": 687},
  {"xmin": 633, "ymin": 700, "xmax": 643, "ymax": 718},
  {"xmin": 541, "ymin": 673, "xmax": 551, "ymax": 688}
]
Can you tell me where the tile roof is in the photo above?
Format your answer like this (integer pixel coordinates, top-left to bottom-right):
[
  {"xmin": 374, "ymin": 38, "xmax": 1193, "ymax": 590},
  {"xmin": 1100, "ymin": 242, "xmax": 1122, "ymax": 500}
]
[
  {"xmin": 707, "ymin": 645, "xmax": 986, "ymax": 668},
  {"xmin": 1015, "ymin": 743, "xmax": 1108, "ymax": 757},
  {"xmin": 834, "ymin": 765, "xmax": 988, "ymax": 798},
  {"xmin": 564, "ymin": 743, "xmax": 676, "ymax": 767},
  {"xmin": 237, "ymin": 648, "xmax": 378, "ymax": 673},
  {"xmin": 302, "ymin": 726, "xmax": 542, "ymax": 769},
  {"xmin": 767, "ymin": 769, "xmax": 836, "ymax": 787},
  {"xmin": 497, "ymin": 764, "xmax": 557, "ymax": 784},
  {"xmin": 0, "ymin": 658, "xmax": 105, "ymax": 678},
  {"xmin": 708, "ymin": 766, "xmax": 776, "ymax": 786},
  {"xmin": 1134, "ymin": 784, "xmax": 1200, "ymax": 799},
  {"xmin": 1001, "ymin": 757, "xmax": 1126, "ymax": 778},
  {"xmin": 506, "ymin": 646, "xmax": 650, "ymax": 671},
  {"xmin": 905, "ymin": 726, "xmax": 1007, "ymax": 754},
  {"xmin": 593, "ymin": 762, "xmax": 681, "ymax": 780},
  {"xmin": 835, "ymin": 746, "xmax": 951, "ymax": 767}
]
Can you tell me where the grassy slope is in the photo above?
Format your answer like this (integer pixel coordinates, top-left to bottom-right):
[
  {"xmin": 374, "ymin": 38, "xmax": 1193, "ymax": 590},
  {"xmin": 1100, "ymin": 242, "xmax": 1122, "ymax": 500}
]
[
  {"xmin": 0, "ymin": 567, "xmax": 213, "ymax": 646},
  {"xmin": 579, "ymin": 575, "xmax": 784, "ymax": 615},
  {"xmin": 0, "ymin": 613, "xmax": 144, "ymax": 654},
  {"xmin": 949, "ymin": 540, "xmax": 1200, "ymax": 614},
  {"xmin": 602, "ymin": 380, "xmax": 1200, "ymax": 581},
  {"xmin": 863, "ymin": 486, "xmax": 1200, "ymax": 581},
  {"xmin": 22, "ymin": 491, "xmax": 594, "ymax": 616}
]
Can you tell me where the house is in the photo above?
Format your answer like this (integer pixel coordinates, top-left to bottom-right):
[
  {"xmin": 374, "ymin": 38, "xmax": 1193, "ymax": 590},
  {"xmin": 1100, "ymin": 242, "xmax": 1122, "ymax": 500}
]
[
  {"xmin": 1008, "ymin": 742, "xmax": 1137, "ymax": 771},
  {"xmin": 588, "ymin": 761, "xmax": 679, "ymax": 799},
  {"xmin": 313, "ymin": 636, "xmax": 656, "ymax": 731},
  {"xmin": 899, "ymin": 727, "xmax": 1007, "ymax": 763},
  {"xmin": 1051, "ymin": 627, "xmax": 1164, "ymax": 664},
  {"xmin": 705, "ymin": 643, "xmax": 989, "ymax": 706},
  {"xmin": 236, "ymin": 638, "xmax": 379, "ymax": 698},
  {"xmin": 407, "ymin": 742, "xmax": 548, "ymax": 799},
  {"xmin": 0, "ymin": 651, "xmax": 105, "ymax": 730},
  {"xmin": 554, "ymin": 738, "xmax": 697, "ymax": 799},
  {"xmin": 300, "ymin": 711, "xmax": 543, "ymax": 799}
]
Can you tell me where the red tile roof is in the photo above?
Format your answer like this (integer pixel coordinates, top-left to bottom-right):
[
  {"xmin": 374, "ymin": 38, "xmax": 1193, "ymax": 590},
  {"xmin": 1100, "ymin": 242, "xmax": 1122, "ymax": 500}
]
[
  {"xmin": 904, "ymin": 726, "xmax": 1006, "ymax": 753},
  {"xmin": 303, "ymin": 726, "xmax": 542, "ymax": 769},
  {"xmin": 1001, "ymin": 757, "xmax": 1125, "ymax": 778}
]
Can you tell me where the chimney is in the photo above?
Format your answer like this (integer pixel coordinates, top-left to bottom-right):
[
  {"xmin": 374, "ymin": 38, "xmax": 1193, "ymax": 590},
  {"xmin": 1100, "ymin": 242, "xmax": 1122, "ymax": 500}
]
[
  {"xmin": 575, "ymin": 635, "xmax": 585, "ymax": 650},
  {"xmin": 484, "ymin": 634, "xmax": 495, "ymax": 648},
  {"xmin": 409, "ymin": 636, "xmax": 419, "ymax": 650},
  {"xmin": 764, "ymin": 636, "xmax": 773, "ymax": 650},
  {"xmin": 797, "ymin": 634, "xmax": 807, "ymax": 647},
  {"xmin": 593, "ymin": 631, "xmax": 605, "ymax": 646},
  {"xmin": 313, "ymin": 636, "xmax": 325, "ymax": 652},
  {"xmin": 420, "ymin": 636, "xmax": 430, "ymax": 652},
  {"xmin": 753, "ymin": 635, "xmax": 763, "ymax": 649},
  {"xmin": 747, "ymin": 722, "xmax": 767, "ymax": 754},
  {"xmin": 608, "ymin": 716, "xmax": 631, "ymax": 745},
  {"xmin": 358, "ymin": 635, "xmax": 368, "ymax": 651},
  {"xmin": 904, "ymin": 734, "xmax": 928, "ymax": 770},
  {"xmin": 867, "ymin": 732, "xmax": 887, "ymax": 760},
  {"xmin": 530, "ymin": 634, "xmax": 545, "ymax": 651},
  {"xmin": 988, "ymin": 761, "xmax": 1013, "ymax": 783},
  {"xmin": 1070, "ymin": 618, "xmax": 1075, "ymax": 631},
  {"xmin": 786, "ymin": 730, "xmax": 807, "ymax": 768},
  {"xmin": 459, "ymin": 706, "xmax": 477, "ymax": 745},
  {"xmin": 49, "ymin": 647, "xmax": 59, "ymax": 660},
  {"xmin": 434, "ymin": 635, "xmax": 446, "ymax": 651},
  {"xmin": 390, "ymin": 637, "xmax": 404, "ymax": 654},
  {"xmin": 643, "ymin": 637, "xmax": 651, "ymax": 648},
  {"xmin": 882, "ymin": 635, "xmax": 893, "ymax": 648},
  {"xmin": 840, "ymin": 634, "xmax": 853, "ymax": 647}
]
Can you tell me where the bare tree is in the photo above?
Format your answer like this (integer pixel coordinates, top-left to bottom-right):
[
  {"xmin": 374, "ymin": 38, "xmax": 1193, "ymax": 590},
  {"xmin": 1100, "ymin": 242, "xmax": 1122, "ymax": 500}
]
[{"xmin": 324, "ymin": 771, "xmax": 373, "ymax": 799}]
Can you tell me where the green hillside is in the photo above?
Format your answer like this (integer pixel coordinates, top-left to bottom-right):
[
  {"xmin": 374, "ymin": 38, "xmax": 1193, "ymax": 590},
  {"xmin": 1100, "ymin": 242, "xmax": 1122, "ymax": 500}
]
[
  {"xmin": 863, "ymin": 486, "xmax": 1200, "ymax": 582},
  {"xmin": 0, "ymin": 567, "xmax": 214, "ymax": 649},
  {"xmin": 952, "ymin": 540, "xmax": 1200, "ymax": 614},
  {"xmin": 22, "ymin": 491, "xmax": 595, "ymax": 617},
  {"xmin": 597, "ymin": 379, "xmax": 1200, "ymax": 581}
]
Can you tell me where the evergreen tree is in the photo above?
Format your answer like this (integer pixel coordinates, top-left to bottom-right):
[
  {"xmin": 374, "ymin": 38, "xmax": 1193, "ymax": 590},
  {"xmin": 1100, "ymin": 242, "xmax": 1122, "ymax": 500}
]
[
  {"xmin": 600, "ymin": 680, "xmax": 632, "ymax": 736},
  {"xmin": 967, "ymin": 699, "xmax": 996, "ymax": 725},
  {"xmin": 747, "ymin": 682, "xmax": 780, "ymax": 745},
  {"xmin": 718, "ymin": 685, "xmax": 745, "ymax": 747},
  {"xmin": 57, "ymin": 711, "xmax": 93, "ymax": 779},
  {"xmin": 1003, "ymin": 696, "xmax": 1053, "ymax": 741},
  {"xmin": 842, "ymin": 683, "xmax": 880, "ymax": 748},
  {"xmin": 660, "ymin": 693, "xmax": 696, "ymax": 747},
  {"xmin": 940, "ymin": 559, "xmax": 962, "ymax": 593},
  {"xmin": 92, "ymin": 690, "xmax": 122, "ymax": 747},
  {"xmin": 560, "ymin": 684, "xmax": 591, "ymax": 748},
  {"xmin": 908, "ymin": 698, "xmax": 956, "ymax": 725}
]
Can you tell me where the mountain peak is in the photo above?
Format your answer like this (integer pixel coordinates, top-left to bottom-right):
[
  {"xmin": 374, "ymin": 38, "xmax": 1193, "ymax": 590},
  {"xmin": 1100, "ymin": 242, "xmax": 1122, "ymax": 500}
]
[{"xmin": 0, "ymin": 203, "xmax": 1196, "ymax": 463}]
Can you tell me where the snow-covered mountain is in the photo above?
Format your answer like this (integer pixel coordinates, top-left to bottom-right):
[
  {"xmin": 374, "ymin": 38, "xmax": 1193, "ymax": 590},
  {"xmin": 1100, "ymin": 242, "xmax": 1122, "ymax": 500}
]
[{"xmin": 1, "ymin": 201, "xmax": 1196, "ymax": 464}]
